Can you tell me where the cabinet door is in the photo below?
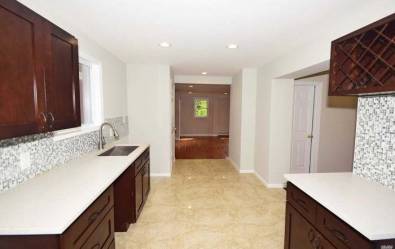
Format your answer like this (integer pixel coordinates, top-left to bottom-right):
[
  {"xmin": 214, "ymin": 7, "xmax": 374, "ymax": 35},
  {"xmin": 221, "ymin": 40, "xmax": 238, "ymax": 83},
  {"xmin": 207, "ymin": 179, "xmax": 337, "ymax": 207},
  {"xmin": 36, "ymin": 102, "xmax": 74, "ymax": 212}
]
[
  {"xmin": 143, "ymin": 161, "xmax": 150, "ymax": 199},
  {"xmin": 285, "ymin": 204, "xmax": 336, "ymax": 249},
  {"xmin": 0, "ymin": 0, "xmax": 47, "ymax": 139},
  {"xmin": 45, "ymin": 24, "xmax": 80, "ymax": 131},
  {"xmin": 135, "ymin": 169, "xmax": 143, "ymax": 217}
]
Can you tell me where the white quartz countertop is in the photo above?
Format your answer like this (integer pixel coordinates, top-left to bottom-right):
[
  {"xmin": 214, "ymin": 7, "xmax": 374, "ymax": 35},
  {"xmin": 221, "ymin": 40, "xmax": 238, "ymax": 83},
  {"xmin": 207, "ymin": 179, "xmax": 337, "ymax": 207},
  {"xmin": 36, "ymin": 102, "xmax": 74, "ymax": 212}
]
[
  {"xmin": 0, "ymin": 136, "xmax": 149, "ymax": 235},
  {"xmin": 284, "ymin": 173, "xmax": 395, "ymax": 241}
]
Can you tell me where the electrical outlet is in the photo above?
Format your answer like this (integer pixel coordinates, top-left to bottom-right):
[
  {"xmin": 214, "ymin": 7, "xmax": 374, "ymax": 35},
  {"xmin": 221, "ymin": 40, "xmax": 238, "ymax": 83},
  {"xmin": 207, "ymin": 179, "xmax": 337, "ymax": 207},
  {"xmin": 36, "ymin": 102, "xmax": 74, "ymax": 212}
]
[{"xmin": 19, "ymin": 152, "xmax": 31, "ymax": 170}]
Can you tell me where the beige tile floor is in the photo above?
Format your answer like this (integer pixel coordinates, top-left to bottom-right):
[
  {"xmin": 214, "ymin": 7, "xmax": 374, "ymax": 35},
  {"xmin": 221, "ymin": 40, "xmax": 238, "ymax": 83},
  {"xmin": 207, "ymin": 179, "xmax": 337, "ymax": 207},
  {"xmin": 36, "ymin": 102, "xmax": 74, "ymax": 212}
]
[{"xmin": 115, "ymin": 159, "xmax": 286, "ymax": 249}]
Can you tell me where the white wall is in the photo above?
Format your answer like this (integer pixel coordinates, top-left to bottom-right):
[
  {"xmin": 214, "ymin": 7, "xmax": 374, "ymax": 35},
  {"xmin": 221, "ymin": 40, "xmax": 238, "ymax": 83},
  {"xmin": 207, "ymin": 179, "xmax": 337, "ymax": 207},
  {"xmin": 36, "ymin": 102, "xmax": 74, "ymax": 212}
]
[
  {"xmin": 267, "ymin": 79, "xmax": 294, "ymax": 184},
  {"xmin": 229, "ymin": 72, "xmax": 242, "ymax": 169},
  {"xmin": 18, "ymin": 0, "xmax": 128, "ymax": 119},
  {"xmin": 174, "ymin": 75, "xmax": 232, "ymax": 85},
  {"xmin": 254, "ymin": 0, "xmax": 394, "ymax": 186},
  {"xmin": 127, "ymin": 64, "xmax": 172, "ymax": 176},
  {"xmin": 240, "ymin": 69, "xmax": 257, "ymax": 172},
  {"xmin": 229, "ymin": 69, "xmax": 257, "ymax": 172},
  {"xmin": 315, "ymin": 75, "xmax": 356, "ymax": 173}
]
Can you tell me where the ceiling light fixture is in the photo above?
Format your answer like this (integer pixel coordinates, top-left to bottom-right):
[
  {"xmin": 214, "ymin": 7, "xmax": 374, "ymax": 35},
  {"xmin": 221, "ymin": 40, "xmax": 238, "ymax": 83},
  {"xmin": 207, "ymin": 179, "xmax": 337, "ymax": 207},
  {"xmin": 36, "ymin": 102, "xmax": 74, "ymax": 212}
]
[
  {"xmin": 188, "ymin": 91, "xmax": 193, "ymax": 94},
  {"xmin": 224, "ymin": 92, "xmax": 228, "ymax": 95},
  {"xmin": 201, "ymin": 72, "xmax": 207, "ymax": 75},
  {"xmin": 227, "ymin": 44, "xmax": 238, "ymax": 49},
  {"xmin": 159, "ymin": 42, "xmax": 171, "ymax": 48}
]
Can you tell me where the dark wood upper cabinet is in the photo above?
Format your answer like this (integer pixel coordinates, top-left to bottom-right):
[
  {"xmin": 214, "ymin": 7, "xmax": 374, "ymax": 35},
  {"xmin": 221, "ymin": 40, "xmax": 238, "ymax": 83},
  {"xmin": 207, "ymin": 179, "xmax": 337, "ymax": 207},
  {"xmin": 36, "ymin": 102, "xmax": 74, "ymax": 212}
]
[
  {"xmin": 45, "ymin": 24, "xmax": 80, "ymax": 131},
  {"xmin": 329, "ymin": 13, "xmax": 395, "ymax": 96},
  {"xmin": 0, "ymin": 0, "xmax": 80, "ymax": 139},
  {"xmin": 0, "ymin": 0, "xmax": 47, "ymax": 139}
]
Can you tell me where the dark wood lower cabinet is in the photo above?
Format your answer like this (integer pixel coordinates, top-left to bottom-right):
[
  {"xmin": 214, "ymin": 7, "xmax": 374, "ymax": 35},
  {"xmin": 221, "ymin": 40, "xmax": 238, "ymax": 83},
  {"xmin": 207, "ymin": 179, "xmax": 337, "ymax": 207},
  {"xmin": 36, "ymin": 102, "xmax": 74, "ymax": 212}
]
[
  {"xmin": 285, "ymin": 204, "xmax": 335, "ymax": 249},
  {"xmin": 0, "ymin": 149, "xmax": 150, "ymax": 248},
  {"xmin": 0, "ymin": 185, "xmax": 115, "ymax": 249},
  {"xmin": 114, "ymin": 148, "xmax": 150, "ymax": 232},
  {"xmin": 285, "ymin": 182, "xmax": 395, "ymax": 249},
  {"xmin": 135, "ymin": 168, "xmax": 144, "ymax": 217}
]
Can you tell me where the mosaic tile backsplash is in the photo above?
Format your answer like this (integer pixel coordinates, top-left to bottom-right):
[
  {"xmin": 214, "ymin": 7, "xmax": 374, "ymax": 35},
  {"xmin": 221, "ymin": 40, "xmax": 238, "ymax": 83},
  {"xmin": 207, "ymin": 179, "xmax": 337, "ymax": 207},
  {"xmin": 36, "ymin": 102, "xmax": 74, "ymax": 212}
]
[
  {"xmin": 353, "ymin": 95, "xmax": 395, "ymax": 190},
  {"xmin": 0, "ymin": 116, "xmax": 129, "ymax": 192}
]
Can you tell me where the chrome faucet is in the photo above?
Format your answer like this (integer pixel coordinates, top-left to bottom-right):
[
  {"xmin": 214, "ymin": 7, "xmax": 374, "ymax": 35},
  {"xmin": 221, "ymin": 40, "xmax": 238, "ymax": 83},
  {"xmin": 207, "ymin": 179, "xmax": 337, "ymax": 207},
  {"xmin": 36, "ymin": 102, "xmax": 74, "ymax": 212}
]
[{"xmin": 98, "ymin": 122, "xmax": 120, "ymax": 149}]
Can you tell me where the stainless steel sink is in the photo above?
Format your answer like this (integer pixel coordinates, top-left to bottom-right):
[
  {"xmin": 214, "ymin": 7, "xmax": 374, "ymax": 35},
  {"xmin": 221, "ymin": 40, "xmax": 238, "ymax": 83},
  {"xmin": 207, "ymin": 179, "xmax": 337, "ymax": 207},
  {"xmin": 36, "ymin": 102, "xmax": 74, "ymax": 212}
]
[{"xmin": 98, "ymin": 146, "xmax": 138, "ymax": 156}]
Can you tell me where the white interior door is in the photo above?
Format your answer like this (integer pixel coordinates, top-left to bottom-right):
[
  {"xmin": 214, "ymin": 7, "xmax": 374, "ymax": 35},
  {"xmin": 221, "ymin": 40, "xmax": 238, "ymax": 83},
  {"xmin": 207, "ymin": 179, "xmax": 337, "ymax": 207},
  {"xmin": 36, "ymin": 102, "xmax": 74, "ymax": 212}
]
[{"xmin": 290, "ymin": 85, "xmax": 315, "ymax": 173}]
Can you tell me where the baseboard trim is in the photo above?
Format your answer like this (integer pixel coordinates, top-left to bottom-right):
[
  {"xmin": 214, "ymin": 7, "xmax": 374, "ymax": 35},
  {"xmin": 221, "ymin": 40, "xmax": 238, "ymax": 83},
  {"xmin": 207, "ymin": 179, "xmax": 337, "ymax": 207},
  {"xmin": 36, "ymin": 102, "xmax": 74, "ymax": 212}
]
[
  {"xmin": 226, "ymin": 157, "xmax": 240, "ymax": 172},
  {"xmin": 254, "ymin": 172, "xmax": 285, "ymax": 189},
  {"xmin": 239, "ymin": 169, "xmax": 254, "ymax": 174},
  {"xmin": 151, "ymin": 173, "xmax": 171, "ymax": 177}
]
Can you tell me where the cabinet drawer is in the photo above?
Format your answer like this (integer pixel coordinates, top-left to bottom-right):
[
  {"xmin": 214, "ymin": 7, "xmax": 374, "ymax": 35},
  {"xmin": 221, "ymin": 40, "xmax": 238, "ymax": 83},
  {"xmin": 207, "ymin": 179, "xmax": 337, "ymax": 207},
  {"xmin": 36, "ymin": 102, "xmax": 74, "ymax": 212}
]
[
  {"xmin": 287, "ymin": 183, "xmax": 317, "ymax": 224},
  {"xmin": 61, "ymin": 186, "xmax": 114, "ymax": 249},
  {"xmin": 81, "ymin": 208, "xmax": 114, "ymax": 249},
  {"xmin": 316, "ymin": 206, "xmax": 372, "ymax": 249},
  {"xmin": 285, "ymin": 204, "xmax": 335, "ymax": 249}
]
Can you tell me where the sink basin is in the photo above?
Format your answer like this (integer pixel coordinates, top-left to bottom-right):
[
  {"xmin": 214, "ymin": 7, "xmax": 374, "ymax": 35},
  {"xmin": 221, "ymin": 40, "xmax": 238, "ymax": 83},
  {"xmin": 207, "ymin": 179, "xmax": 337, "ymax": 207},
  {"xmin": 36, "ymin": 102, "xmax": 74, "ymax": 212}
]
[{"xmin": 98, "ymin": 146, "xmax": 138, "ymax": 156}]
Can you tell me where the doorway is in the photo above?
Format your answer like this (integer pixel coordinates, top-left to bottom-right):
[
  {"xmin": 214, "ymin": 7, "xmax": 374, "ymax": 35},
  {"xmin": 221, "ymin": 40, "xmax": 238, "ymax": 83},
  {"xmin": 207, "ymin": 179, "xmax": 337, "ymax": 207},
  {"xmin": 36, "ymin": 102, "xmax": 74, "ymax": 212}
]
[
  {"xmin": 290, "ymin": 74, "xmax": 357, "ymax": 174},
  {"xmin": 174, "ymin": 84, "xmax": 230, "ymax": 159},
  {"xmin": 290, "ymin": 82, "xmax": 321, "ymax": 173}
]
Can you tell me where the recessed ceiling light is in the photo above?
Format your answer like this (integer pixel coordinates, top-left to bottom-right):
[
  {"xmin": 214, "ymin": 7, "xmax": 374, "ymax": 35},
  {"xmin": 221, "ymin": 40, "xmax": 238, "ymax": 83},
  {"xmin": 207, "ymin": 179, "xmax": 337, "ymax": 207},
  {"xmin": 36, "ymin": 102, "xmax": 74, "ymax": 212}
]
[
  {"xmin": 224, "ymin": 92, "xmax": 228, "ymax": 95},
  {"xmin": 227, "ymin": 44, "xmax": 238, "ymax": 49},
  {"xmin": 159, "ymin": 42, "xmax": 171, "ymax": 48},
  {"xmin": 188, "ymin": 85, "xmax": 194, "ymax": 88},
  {"xmin": 188, "ymin": 91, "xmax": 193, "ymax": 94},
  {"xmin": 201, "ymin": 72, "xmax": 207, "ymax": 75}
]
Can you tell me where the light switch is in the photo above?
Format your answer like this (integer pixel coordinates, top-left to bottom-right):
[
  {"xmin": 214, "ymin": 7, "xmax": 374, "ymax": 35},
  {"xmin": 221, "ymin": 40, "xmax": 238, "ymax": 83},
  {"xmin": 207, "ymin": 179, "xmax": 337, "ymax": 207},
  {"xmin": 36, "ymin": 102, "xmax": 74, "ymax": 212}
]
[{"xmin": 19, "ymin": 152, "xmax": 31, "ymax": 170}]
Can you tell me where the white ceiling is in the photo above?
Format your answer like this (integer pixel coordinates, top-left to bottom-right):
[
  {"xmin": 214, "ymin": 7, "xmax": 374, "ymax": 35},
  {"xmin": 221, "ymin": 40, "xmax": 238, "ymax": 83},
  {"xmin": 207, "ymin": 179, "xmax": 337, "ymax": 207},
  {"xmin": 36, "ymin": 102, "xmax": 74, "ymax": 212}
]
[{"xmin": 22, "ymin": 0, "xmax": 365, "ymax": 75}]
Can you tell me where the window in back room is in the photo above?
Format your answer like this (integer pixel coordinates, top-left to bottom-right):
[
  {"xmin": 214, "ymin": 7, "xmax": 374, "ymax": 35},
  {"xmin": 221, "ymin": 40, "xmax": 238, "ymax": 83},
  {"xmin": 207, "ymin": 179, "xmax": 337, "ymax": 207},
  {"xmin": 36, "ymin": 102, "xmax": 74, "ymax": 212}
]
[
  {"xmin": 78, "ymin": 58, "xmax": 103, "ymax": 127},
  {"xmin": 194, "ymin": 98, "xmax": 208, "ymax": 118}
]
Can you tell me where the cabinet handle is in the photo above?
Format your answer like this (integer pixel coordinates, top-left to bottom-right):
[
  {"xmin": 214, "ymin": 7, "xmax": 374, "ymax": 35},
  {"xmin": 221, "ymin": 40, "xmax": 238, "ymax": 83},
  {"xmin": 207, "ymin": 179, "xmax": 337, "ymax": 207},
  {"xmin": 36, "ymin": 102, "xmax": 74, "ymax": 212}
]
[
  {"xmin": 324, "ymin": 219, "xmax": 349, "ymax": 244},
  {"xmin": 48, "ymin": 112, "xmax": 55, "ymax": 128},
  {"xmin": 88, "ymin": 211, "xmax": 100, "ymax": 223},
  {"xmin": 40, "ymin": 112, "xmax": 47, "ymax": 131},
  {"xmin": 91, "ymin": 242, "xmax": 101, "ymax": 249},
  {"xmin": 308, "ymin": 229, "xmax": 315, "ymax": 242},
  {"xmin": 312, "ymin": 237, "xmax": 322, "ymax": 249},
  {"xmin": 40, "ymin": 112, "xmax": 47, "ymax": 126},
  {"xmin": 291, "ymin": 192, "xmax": 308, "ymax": 212}
]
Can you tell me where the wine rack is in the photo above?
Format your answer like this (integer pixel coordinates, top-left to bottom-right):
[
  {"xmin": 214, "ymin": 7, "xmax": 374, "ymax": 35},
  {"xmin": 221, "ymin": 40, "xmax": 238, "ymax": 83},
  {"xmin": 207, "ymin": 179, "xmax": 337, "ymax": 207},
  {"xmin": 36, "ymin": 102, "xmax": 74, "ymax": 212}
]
[{"xmin": 329, "ymin": 13, "xmax": 394, "ymax": 96}]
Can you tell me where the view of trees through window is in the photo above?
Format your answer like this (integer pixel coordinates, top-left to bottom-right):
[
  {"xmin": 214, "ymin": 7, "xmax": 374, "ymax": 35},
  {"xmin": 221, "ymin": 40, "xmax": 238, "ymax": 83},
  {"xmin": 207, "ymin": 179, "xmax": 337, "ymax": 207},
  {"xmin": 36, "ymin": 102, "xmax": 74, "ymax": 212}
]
[{"xmin": 194, "ymin": 98, "xmax": 208, "ymax": 118}]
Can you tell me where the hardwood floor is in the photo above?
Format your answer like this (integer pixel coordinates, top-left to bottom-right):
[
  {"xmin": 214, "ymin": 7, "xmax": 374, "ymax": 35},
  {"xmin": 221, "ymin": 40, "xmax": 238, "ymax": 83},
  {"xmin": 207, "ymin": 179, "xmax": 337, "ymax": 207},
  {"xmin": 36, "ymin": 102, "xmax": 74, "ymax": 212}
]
[{"xmin": 175, "ymin": 136, "xmax": 229, "ymax": 159}]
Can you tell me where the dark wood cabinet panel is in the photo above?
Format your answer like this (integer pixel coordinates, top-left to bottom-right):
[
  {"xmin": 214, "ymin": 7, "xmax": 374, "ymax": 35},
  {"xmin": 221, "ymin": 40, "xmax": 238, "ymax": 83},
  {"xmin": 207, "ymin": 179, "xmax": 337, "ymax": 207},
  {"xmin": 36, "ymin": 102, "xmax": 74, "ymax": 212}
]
[
  {"xmin": 0, "ymin": 0, "xmax": 47, "ymax": 139},
  {"xmin": 0, "ymin": 185, "xmax": 115, "ymax": 249},
  {"xmin": 135, "ymin": 167, "xmax": 144, "ymax": 217},
  {"xmin": 286, "ymin": 183, "xmax": 317, "ymax": 224},
  {"xmin": 114, "ymin": 148, "xmax": 150, "ymax": 232},
  {"xmin": 316, "ymin": 205, "xmax": 371, "ymax": 249},
  {"xmin": 61, "ymin": 186, "xmax": 113, "ymax": 249},
  {"xmin": 284, "ymin": 182, "xmax": 392, "ymax": 249},
  {"xmin": 80, "ymin": 208, "xmax": 114, "ymax": 249},
  {"xmin": 108, "ymin": 240, "xmax": 115, "ymax": 249},
  {"xmin": 143, "ymin": 161, "xmax": 150, "ymax": 199},
  {"xmin": 45, "ymin": 24, "xmax": 80, "ymax": 131},
  {"xmin": 329, "ymin": 13, "xmax": 395, "ymax": 96},
  {"xmin": 0, "ymin": 0, "xmax": 80, "ymax": 139},
  {"xmin": 285, "ymin": 204, "xmax": 335, "ymax": 249}
]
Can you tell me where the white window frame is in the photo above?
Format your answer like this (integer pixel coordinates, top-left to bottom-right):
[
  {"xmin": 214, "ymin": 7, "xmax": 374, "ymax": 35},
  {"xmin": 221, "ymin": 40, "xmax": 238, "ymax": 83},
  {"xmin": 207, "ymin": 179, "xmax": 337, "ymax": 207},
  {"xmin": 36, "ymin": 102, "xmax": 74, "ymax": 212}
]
[{"xmin": 53, "ymin": 55, "xmax": 104, "ymax": 141}]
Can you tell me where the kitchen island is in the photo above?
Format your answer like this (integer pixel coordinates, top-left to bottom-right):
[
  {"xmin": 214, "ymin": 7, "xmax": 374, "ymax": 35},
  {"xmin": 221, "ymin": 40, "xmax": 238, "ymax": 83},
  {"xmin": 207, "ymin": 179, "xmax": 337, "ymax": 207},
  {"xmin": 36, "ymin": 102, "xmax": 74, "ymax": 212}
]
[{"xmin": 284, "ymin": 173, "xmax": 395, "ymax": 249}]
